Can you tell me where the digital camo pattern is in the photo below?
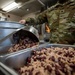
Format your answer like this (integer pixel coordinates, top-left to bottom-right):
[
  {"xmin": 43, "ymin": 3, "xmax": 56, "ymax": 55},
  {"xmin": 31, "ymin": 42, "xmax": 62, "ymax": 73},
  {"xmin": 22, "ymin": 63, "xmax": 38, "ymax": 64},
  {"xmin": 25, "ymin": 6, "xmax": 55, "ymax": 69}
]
[{"xmin": 47, "ymin": 1, "xmax": 75, "ymax": 44}]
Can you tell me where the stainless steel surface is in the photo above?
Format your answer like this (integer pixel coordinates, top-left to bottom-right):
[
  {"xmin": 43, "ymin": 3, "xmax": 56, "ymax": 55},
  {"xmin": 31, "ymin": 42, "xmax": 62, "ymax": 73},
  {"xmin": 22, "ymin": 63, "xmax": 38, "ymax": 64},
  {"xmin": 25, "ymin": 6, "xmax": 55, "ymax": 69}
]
[
  {"xmin": 0, "ymin": 21, "xmax": 24, "ymax": 28},
  {"xmin": 0, "ymin": 45, "xmax": 14, "ymax": 55},
  {"xmin": 0, "ymin": 21, "xmax": 25, "ymax": 45},
  {"xmin": 0, "ymin": 62, "xmax": 18, "ymax": 75},
  {"xmin": 0, "ymin": 21, "xmax": 39, "ymax": 45},
  {"xmin": 23, "ymin": 26, "xmax": 39, "ymax": 39},
  {"xmin": 0, "ymin": 29, "xmax": 16, "ymax": 45},
  {"xmin": 0, "ymin": 26, "xmax": 25, "ymax": 44},
  {"xmin": 0, "ymin": 25, "xmax": 39, "ymax": 55},
  {"xmin": 0, "ymin": 44, "xmax": 75, "ymax": 70}
]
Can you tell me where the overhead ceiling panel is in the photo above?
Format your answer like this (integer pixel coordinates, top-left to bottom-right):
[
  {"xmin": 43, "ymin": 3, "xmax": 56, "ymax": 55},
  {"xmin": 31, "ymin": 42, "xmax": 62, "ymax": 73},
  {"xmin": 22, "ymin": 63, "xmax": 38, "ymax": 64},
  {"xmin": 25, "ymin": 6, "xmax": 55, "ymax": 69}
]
[
  {"xmin": 10, "ymin": 0, "xmax": 43, "ymax": 16},
  {"xmin": 9, "ymin": 8, "xmax": 26, "ymax": 17},
  {"xmin": 20, "ymin": 0, "xmax": 42, "ymax": 10},
  {"xmin": 9, "ymin": 0, "xmax": 44, "ymax": 16},
  {"xmin": 0, "ymin": 0, "xmax": 65, "ymax": 17}
]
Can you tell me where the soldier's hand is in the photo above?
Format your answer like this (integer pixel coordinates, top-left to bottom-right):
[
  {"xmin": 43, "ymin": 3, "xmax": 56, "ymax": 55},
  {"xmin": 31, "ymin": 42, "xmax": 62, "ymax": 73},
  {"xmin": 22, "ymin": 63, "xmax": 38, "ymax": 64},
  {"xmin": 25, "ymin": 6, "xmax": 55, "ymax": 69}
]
[{"xmin": 19, "ymin": 20, "xmax": 26, "ymax": 24}]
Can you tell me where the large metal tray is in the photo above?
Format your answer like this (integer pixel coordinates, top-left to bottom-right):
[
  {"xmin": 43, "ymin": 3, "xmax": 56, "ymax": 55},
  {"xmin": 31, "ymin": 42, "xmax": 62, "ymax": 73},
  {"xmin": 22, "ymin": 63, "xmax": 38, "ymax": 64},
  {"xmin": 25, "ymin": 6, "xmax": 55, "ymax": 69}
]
[
  {"xmin": 0, "ymin": 26, "xmax": 39, "ymax": 55},
  {"xmin": 0, "ymin": 44, "xmax": 75, "ymax": 71},
  {"xmin": 0, "ymin": 25, "xmax": 39, "ymax": 45}
]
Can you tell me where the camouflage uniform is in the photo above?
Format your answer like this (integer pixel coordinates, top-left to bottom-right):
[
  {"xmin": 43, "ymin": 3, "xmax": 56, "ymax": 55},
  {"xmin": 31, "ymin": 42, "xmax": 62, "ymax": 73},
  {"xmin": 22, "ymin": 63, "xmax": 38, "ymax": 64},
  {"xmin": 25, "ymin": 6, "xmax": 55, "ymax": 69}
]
[{"xmin": 47, "ymin": 2, "xmax": 75, "ymax": 44}]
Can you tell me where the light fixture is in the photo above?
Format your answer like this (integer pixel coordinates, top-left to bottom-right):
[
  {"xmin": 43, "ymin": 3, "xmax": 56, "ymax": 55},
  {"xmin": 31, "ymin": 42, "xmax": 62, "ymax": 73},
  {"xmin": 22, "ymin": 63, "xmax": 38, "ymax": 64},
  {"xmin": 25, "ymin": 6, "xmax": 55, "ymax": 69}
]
[
  {"xmin": 2, "ymin": 2, "xmax": 18, "ymax": 12},
  {"xmin": 26, "ymin": 8, "xmax": 29, "ymax": 11}
]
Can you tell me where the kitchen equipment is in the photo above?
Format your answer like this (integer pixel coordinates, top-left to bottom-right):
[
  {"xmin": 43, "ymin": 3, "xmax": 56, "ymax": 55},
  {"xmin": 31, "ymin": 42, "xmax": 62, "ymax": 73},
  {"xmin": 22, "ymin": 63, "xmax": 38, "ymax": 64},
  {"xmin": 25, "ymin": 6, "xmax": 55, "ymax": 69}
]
[
  {"xmin": 0, "ymin": 21, "xmax": 25, "ymax": 46},
  {"xmin": 0, "ymin": 62, "xmax": 18, "ymax": 75},
  {"xmin": 0, "ymin": 21, "xmax": 39, "ymax": 55},
  {"xmin": 0, "ymin": 44, "xmax": 75, "ymax": 72}
]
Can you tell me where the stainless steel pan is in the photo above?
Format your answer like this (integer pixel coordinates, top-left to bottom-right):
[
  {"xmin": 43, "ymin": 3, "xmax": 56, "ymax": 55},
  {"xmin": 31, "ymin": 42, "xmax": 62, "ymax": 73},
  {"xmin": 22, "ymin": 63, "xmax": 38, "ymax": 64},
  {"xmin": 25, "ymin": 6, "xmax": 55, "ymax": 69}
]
[
  {"xmin": 0, "ymin": 44, "xmax": 75, "ymax": 69},
  {"xmin": 0, "ymin": 21, "xmax": 39, "ymax": 45},
  {"xmin": 0, "ymin": 21, "xmax": 24, "ymax": 45},
  {"xmin": 0, "ymin": 21, "xmax": 39, "ymax": 55}
]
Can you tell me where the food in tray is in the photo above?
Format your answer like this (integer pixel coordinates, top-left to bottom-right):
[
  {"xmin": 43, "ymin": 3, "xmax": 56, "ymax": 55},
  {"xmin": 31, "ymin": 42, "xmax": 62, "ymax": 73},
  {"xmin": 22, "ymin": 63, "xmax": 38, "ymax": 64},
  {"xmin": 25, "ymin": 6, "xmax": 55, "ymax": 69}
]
[
  {"xmin": 8, "ymin": 37, "xmax": 38, "ymax": 53},
  {"xmin": 18, "ymin": 47, "xmax": 75, "ymax": 75}
]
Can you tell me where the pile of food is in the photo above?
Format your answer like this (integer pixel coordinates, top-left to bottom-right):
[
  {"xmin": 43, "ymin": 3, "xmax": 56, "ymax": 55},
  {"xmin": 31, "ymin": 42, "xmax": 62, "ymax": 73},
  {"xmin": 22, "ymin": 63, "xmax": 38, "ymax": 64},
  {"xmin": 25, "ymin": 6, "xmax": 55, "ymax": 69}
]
[
  {"xmin": 8, "ymin": 37, "xmax": 38, "ymax": 53},
  {"xmin": 18, "ymin": 47, "xmax": 75, "ymax": 75}
]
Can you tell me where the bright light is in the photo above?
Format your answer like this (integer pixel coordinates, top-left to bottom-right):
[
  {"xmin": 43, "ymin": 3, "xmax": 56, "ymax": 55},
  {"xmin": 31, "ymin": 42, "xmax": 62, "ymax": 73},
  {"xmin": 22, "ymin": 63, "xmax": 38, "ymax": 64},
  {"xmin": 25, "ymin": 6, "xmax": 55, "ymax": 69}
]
[
  {"xmin": 26, "ymin": 9, "xmax": 29, "ymax": 11},
  {"xmin": 3, "ymin": 2, "xmax": 18, "ymax": 12}
]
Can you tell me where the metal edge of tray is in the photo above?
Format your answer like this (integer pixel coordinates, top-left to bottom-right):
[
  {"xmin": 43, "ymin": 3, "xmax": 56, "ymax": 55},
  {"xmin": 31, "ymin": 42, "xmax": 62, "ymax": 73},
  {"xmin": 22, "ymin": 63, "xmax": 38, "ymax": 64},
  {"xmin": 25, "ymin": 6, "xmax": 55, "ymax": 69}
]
[
  {"xmin": 0, "ymin": 21, "xmax": 24, "ymax": 28},
  {"xmin": 0, "ymin": 62, "xmax": 18, "ymax": 75},
  {"xmin": 0, "ymin": 44, "xmax": 75, "ymax": 74}
]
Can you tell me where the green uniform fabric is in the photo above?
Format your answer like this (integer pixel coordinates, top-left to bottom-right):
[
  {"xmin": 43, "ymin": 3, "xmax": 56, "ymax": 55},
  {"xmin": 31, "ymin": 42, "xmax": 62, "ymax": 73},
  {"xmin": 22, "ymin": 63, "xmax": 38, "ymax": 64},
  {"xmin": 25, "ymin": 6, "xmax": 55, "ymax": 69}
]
[{"xmin": 47, "ymin": 2, "xmax": 75, "ymax": 44}]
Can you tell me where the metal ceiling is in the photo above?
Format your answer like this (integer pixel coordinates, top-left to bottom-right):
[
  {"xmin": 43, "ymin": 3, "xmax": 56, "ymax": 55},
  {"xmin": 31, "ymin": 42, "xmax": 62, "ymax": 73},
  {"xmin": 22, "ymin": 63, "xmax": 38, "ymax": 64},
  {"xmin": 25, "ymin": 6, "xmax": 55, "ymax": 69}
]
[
  {"xmin": 10, "ymin": 0, "xmax": 43, "ymax": 16},
  {"xmin": 0, "ymin": 0, "xmax": 69, "ymax": 17}
]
